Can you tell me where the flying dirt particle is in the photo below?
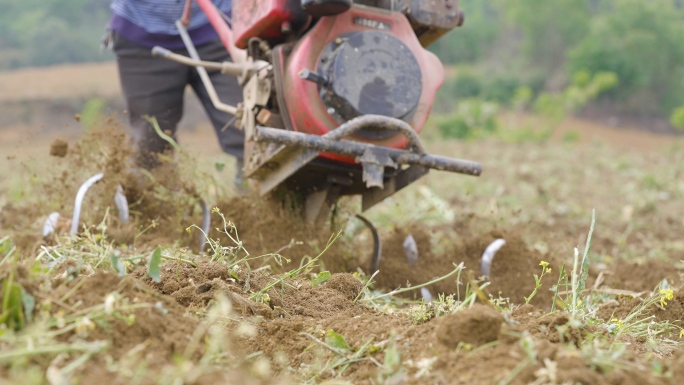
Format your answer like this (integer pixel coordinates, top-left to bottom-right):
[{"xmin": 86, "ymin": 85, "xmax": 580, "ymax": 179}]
[
  {"xmin": 49, "ymin": 139, "xmax": 68, "ymax": 157},
  {"xmin": 73, "ymin": 114, "xmax": 81, "ymax": 122},
  {"xmin": 435, "ymin": 304, "xmax": 503, "ymax": 348}
]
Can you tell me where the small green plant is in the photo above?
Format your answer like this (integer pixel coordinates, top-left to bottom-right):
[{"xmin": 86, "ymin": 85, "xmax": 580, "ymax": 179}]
[
  {"xmin": 408, "ymin": 293, "xmax": 459, "ymax": 324},
  {"xmin": 377, "ymin": 333, "xmax": 403, "ymax": 383},
  {"xmin": 571, "ymin": 209, "xmax": 595, "ymax": 317},
  {"xmin": 436, "ymin": 98, "xmax": 499, "ymax": 139},
  {"xmin": 670, "ymin": 106, "xmax": 684, "ymax": 130},
  {"xmin": 563, "ymin": 130, "xmax": 581, "ymax": 143},
  {"xmin": 310, "ymin": 271, "xmax": 331, "ymax": 287},
  {"xmin": 524, "ymin": 260, "xmax": 552, "ymax": 304},
  {"xmin": 1, "ymin": 270, "xmax": 28, "ymax": 331},
  {"xmin": 300, "ymin": 329, "xmax": 378, "ymax": 382},
  {"xmin": 511, "ymin": 86, "xmax": 533, "ymax": 111},
  {"xmin": 147, "ymin": 246, "xmax": 162, "ymax": 283}
]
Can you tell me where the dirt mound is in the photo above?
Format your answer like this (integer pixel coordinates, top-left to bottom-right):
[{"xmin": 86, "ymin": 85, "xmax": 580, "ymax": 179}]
[
  {"xmin": 428, "ymin": 338, "xmax": 608, "ymax": 385},
  {"xmin": 133, "ymin": 261, "xmax": 271, "ymax": 316},
  {"xmin": 434, "ymin": 304, "xmax": 503, "ymax": 348},
  {"xmin": 0, "ymin": 263, "xmax": 290, "ymax": 385},
  {"xmin": 53, "ymin": 272, "xmax": 198, "ymax": 363},
  {"xmin": 512, "ymin": 304, "xmax": 585, "ymax": 346},
  {"xmin": 136, "ymin": 260, "xmax": 366, "ymax": 320},
  {"xmin": 326, "ymin": 273, "xmax": 364, "ymax": 301},
  {"xmin": 653, "ymin": 290, "xmax": 684, "ymax": 324},
  {"xmin": 602, "ymin": 259, "xmax": 682, "ymax": 293},
  {"xmin": 597, "ymin": 296, "xmax": 644, "ymax": 321},
  {"xmin": 213, "ymin": 197, "xmax": 358, "ymax": 273},
  {"xmin": 374, "ymin": 226, "xmax": 557, "ymax": 306}
]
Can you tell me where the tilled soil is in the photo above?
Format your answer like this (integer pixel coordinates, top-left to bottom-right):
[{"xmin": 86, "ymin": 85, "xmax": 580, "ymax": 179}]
[
  {"xmin": 0, "ymin": 265, "xmax": 285, "ymax": 385},
  {"xmin": 3, "ymin": 122, "xmax": 684, "ymax": 384},
  {"xmin": 4, "ymin": 200, "xmax": 684, "ymax": 383},
  {"xmin": 375, "ymin": 225, "xmax": 558, "ymax": 306},
  {"xmin": 36, "ymin": 254, "xmax": 679, "ymax": 384}
]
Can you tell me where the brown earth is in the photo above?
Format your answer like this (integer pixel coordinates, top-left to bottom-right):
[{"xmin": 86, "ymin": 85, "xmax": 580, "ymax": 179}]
[
  {"xmin": 97, "ymin": 259, "xmax": 681, "ymax": 385},
  {"xmin": 0, "ymin": 264, "xmax": 288, "ymax": 385},
  {"xmin": 375, "ymin": 225, "xmax": 558, "ymax": 306},
  {"xmin": 3, "ymin": 63, "xmax": 684, "ymax": 385},
  {"xmin": 601, "ymin": 259, "xmax": 683, "ymax": 293}
]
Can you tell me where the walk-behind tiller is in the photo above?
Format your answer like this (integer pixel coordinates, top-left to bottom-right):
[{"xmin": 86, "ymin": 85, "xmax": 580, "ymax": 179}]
[{"xmin": 47, "ymin": 0, "xmax": 483, "ymax": 273}]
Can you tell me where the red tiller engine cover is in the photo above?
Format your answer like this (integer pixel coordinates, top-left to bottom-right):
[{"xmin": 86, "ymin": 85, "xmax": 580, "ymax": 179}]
[
  {"xmin": 235, "ymin": 3, "xmax": 445, "ymax": 165},
  {"xmin": 232, "ymin": 0, "xmax": 308, "ymax": 49}
]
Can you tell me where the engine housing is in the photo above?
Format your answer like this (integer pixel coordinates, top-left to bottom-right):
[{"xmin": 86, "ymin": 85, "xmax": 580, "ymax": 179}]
[{"xmin": 275, "ymin": 6, "xmax": 444, "ymax": 163}]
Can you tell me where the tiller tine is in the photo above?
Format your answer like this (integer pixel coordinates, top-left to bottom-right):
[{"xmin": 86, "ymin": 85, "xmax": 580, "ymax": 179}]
[
  {"xmin": 198, "ymin": 199, "xmax": 211, "ymax": 252},
  {"xmin": 480, "ymin": 238, "xmax": 506, "ymax": 278},
  {"xmin": 355, "ymin": 214, "xmax": 381, "ymax": 275},
  {"xmin": 69, "ymin": 172, "xmax": 105, "ymax": 236},
  {"xmin": 114, "ymin": 184, "xmax": 130, "ymax": 224}
]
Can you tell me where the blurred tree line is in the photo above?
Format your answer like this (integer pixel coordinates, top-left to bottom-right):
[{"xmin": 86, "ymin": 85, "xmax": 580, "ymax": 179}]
[
  {"xmin": 431, "ymin": 0, "xmax": 684, "ymax": 124},
  {"xmin": 2, "ymin": 0, "xmax": 683, "ymax": 123},
  {"xmin": 0, "ymin": 0, "xmax": 111, "ymax": 69}
]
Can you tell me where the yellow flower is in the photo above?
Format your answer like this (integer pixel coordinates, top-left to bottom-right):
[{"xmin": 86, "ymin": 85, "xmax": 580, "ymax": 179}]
[
  {"xmin": 611, "ymin": 318, "xmax": 624, "ymax": 330},
  {"xmin": 540, "ymin": 261, "xmax": 550, "ymax": 268},
  {"xmin": 211, "ymin": 207, "xmax": 221, "ymax": 214},
  {"xmin": 660, "ymin": 289, "xmax": 674, "ymax": 307}
]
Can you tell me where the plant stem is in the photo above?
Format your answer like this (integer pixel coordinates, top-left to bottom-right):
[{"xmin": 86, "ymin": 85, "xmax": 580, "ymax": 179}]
[
  {"xmin": 0, "ymin": 342, "xmax": 109, "ymax": 361},
  {"xmin": 362, "ymin": 263, "xmax": 464, "ymax": 302},
  {"xmin": 144, "ymin": 116, "xmax": 181, "ymax": 151},
  {"xmin": 571, "ymin": 246, "xmax": 580, "ymax": 318},
  {"xmin": 0, "ymin": 246, "xmax": 16, "ymax": 266}
]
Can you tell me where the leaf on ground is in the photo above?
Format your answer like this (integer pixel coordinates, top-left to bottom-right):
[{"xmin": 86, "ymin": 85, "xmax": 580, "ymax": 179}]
[
  {"xmin": 383, "ymin": 335, "xmax": 401, "ymax": 374},
  {"xmin": 325, "ymin": 329, "xmax": 351, "ymax": 351},
  {"xmin": 111, "ymin": 254, "xmax": 125, "ymax": 277},
  {"xmin": 578, "ymin": 209, "xmax": 595, "ymax": 292},
  {"xmin": 0, "ymin": 238, "xmax": 11, "ymax": 254},
  {"xmin": 1, "ymin": 280, "xmax": 25, "ymax": 330},
  {"xmin": 20, "ymin": 287, "xmax": 35, "ymax": 324},
  {"xmin": 311, "ymin": 271, "xmax": 331, "ymax": 287},
  {"xmin": 148, "ymin": 247, "xmax": 162, "ymax": 283}
]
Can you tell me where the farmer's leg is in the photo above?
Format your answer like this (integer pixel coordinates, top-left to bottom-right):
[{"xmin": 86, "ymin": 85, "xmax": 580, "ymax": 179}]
[
  {"xmin": 189, "ymin": 39, "xmax": 245, "ymax": 160},
  {"xmin": 113, "ymin": 33, "xmax": 189, "ymax": 168}
]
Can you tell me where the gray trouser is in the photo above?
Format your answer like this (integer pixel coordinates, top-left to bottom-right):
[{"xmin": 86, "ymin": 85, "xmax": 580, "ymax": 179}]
[{"xmin": 113, "ymin": 33, "xmax": 244, "ymax": 168}]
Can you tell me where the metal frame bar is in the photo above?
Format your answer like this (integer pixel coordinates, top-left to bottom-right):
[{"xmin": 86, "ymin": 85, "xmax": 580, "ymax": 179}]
[
  {"xmin": 254, "ymin": 125, "xmax": 482, "ymax": 176},
  {"xmin": 174, "ymin": 19, "xmax": 239, "ymax": 115},
  {"xmin": 151, "ymin": 46, "xmax": 244, "ymax": 76},
  {"xmin": 195, "ymin": 0, "xmax": 247, "ymax": 64}
]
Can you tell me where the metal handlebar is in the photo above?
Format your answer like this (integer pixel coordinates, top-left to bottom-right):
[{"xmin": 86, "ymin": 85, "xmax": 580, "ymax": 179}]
[{"xmin": 151, "ymin": 47, "xmax": 244, "ymax": 76}]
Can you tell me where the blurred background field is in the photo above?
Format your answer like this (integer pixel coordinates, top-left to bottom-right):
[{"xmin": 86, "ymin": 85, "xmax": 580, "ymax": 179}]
[{"xmin": 3, "ymin": 0, "xmax": 684, "ymax": 129}]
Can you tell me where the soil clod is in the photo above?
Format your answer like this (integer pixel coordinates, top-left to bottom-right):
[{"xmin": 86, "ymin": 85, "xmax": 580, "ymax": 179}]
[
  {"xmin": 435, "ymin": 304, "xmax": 503, "ymax": 348},
  {"xmin": 326, "ymin": 273, "xmax": 364, "ymax": 301},
  {"xmin": 49, "ymin": 138, "xmax": 68, "ymax": 157}
]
